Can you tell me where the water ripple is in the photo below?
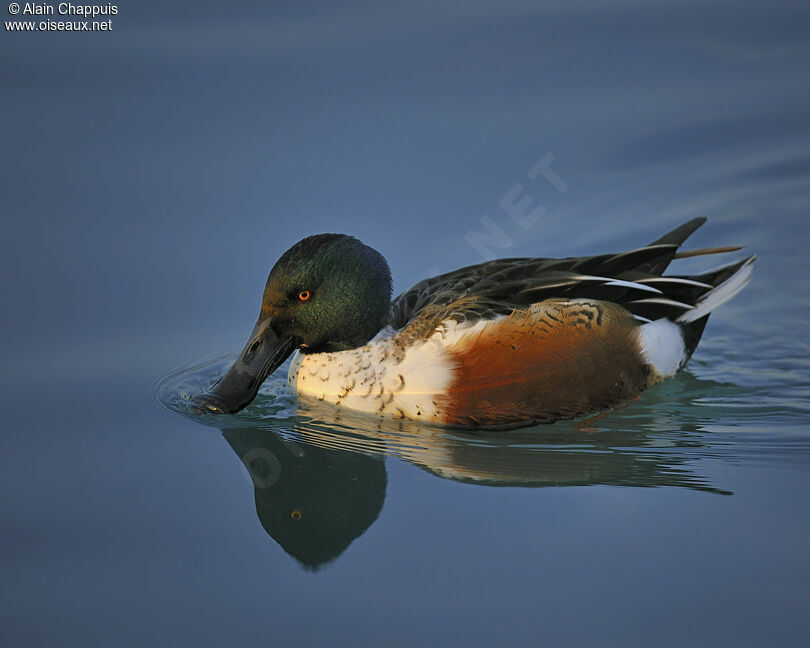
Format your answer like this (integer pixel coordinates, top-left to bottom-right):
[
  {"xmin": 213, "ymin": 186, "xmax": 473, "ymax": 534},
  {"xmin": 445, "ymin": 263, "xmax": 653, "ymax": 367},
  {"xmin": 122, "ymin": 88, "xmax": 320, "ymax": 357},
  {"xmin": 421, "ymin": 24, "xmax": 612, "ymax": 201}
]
[{"xmin": 155, "ymin": 344, "xmax": 810, "ymax": 495}]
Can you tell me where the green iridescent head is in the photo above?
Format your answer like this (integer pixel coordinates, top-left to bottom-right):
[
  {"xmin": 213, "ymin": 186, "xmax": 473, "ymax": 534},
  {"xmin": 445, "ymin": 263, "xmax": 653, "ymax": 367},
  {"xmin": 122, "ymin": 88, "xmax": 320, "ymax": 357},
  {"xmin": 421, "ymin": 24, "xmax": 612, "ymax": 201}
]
[
  {"xmin": 193, "ymin": 234, "xmax": 392, "ymax": 414},
  {"xmin": 261, "ymin": 233, "xmax": 392, "ymax": 351}
]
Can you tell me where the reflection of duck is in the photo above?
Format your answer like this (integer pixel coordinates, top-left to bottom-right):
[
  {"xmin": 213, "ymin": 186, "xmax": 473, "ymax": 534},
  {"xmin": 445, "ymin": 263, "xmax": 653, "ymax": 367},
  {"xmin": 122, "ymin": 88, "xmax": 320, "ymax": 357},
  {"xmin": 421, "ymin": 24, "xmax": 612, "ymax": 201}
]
[
  {"xmin": 290, "ymin": 370, "xmax": 733, "ymax": 494},
  {"xmin": 222, "ymin": 427, "xmax": 386, "ymax": 570},
  {"xmin": 204, "ymin": 371, "xmax": 736, "ymax": 569},
  {"xmin": 193, "ymin": 219, "xmax": 754, "ymax": 428}
]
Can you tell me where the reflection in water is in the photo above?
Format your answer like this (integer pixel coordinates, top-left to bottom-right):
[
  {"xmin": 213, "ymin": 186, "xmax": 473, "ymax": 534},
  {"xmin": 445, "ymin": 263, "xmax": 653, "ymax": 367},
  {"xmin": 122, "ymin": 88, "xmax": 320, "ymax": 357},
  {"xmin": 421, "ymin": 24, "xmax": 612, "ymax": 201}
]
[
  {"xmin": 290, "ymin": 375, "xmax": 733, "ymax": 493},
  {"xmin": 222, "ymin": 427, "xmax": 386, "ymax": 570},
  {"xmin": 159, "ymin": 358, "xmax": 744, "ymax": 568}
]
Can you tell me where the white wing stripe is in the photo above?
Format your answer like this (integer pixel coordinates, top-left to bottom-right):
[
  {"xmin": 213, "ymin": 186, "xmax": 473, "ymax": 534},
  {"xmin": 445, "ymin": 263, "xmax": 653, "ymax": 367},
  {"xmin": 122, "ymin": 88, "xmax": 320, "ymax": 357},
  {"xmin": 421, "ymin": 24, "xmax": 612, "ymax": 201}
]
[
  {"xmin": 630, "ymin": 297, "xmax": 695, "ymax": 310},
  {"xmin": 678, "ymin": 256, "xmax": 756, "ymax": 323},
  {"xmin": 636, "ymin": 277, "xmax": 713, "ymax": 289},
  {"xmin": 566, "ymin": 275, "xmax": 663, "ymax": 294}
]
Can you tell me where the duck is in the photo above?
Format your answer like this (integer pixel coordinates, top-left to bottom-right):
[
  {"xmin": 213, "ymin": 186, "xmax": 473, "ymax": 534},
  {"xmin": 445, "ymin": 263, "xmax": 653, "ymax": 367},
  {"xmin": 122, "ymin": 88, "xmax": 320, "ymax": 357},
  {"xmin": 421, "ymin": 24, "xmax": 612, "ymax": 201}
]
[{"xmin": 192, "ymin": 217, "xmax": 754, "ymax": 428}]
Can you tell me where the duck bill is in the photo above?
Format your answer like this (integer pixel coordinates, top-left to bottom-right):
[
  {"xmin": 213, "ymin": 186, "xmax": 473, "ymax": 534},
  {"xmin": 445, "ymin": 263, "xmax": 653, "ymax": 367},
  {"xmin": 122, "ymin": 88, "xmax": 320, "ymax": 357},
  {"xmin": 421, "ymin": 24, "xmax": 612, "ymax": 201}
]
[{"xmin": 192, "ymin": 320, "xmax": 297, "ymax": 415}]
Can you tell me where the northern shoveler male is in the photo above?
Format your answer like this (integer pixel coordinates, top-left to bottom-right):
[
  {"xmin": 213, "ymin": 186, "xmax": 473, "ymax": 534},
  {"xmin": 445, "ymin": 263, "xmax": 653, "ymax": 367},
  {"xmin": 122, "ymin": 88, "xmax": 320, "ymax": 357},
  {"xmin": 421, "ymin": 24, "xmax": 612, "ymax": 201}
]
[{"xmin": 193, "ymin": 218, "xmax": 754, "ymax": 428}]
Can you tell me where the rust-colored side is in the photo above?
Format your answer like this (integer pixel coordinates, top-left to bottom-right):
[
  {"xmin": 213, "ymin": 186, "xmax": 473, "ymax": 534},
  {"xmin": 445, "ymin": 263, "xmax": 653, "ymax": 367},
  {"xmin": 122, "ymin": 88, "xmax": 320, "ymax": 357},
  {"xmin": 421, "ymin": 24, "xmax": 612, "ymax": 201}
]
[{"xmin": 441, "ymin": 299, "xmax": 649, "ymax": 427}]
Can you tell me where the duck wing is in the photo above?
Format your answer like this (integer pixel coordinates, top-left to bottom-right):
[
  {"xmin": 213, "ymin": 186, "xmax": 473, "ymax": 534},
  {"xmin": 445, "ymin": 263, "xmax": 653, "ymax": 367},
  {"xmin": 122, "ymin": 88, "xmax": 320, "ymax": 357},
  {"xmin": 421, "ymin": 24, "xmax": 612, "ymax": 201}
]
[{"xmin": 390, "ymin": 217, "xmax": 746, "ymax": 330}]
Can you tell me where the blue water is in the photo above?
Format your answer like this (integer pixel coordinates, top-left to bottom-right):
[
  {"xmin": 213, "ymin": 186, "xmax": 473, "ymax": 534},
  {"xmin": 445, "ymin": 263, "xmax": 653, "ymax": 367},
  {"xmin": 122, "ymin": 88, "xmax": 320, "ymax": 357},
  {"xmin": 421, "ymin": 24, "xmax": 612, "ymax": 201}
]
[{"xmin": 3, "ymin": 1, "xmax": 810, "ymax": 645}]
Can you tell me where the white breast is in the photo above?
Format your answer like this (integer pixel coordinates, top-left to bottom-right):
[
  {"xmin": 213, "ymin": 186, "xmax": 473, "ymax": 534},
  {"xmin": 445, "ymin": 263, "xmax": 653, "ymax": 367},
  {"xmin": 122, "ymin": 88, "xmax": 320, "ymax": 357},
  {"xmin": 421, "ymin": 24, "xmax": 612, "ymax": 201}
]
[{"xmin": 287, "ymin": 320, "xmax": 495, "ymax": 422}]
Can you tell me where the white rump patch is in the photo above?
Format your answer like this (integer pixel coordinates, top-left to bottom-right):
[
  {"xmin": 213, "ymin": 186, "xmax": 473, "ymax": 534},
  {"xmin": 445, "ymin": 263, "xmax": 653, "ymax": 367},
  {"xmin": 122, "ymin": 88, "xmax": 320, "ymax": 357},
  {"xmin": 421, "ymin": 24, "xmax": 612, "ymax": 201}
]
[{"xmin": 637, "ymin": 318, "xmax": 686, "ymax": 378}]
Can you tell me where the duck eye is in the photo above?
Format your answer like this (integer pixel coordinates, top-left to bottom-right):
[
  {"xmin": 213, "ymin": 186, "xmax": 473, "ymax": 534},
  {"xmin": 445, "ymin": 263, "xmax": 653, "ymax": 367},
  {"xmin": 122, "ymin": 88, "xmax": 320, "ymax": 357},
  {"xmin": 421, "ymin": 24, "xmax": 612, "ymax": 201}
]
[
  {"xmin": 298, "ymin": 290, "xmax": 311, "ymax": 301},
  {"xmin": 290, "ymin": 509, "xmax": 302, "ymax": 520}
]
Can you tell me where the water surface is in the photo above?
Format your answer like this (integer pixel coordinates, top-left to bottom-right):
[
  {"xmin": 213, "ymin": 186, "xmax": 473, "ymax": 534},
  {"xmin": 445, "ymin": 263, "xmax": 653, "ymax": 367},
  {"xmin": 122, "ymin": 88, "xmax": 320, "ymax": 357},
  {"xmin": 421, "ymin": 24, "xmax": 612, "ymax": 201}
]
[{"xmin": 2, "ymin": 1, "xmax": 810, "ymax": 646}]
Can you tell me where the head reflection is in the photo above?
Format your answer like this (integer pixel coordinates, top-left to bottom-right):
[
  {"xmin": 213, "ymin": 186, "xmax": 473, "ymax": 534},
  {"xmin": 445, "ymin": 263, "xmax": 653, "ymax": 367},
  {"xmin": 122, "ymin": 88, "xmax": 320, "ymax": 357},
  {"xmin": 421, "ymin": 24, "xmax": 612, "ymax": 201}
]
[{"xmin": 222, "ymin": 427, "xmax": 386, "ymax": 570}]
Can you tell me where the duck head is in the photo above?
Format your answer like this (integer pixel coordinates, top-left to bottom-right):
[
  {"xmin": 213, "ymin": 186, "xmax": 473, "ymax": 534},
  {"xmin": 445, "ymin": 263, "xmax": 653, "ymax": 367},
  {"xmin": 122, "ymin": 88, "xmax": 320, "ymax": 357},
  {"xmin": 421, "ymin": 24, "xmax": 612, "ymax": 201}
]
[{"xmin": 192, "ymin": 234, "xmax": 392, "ymax": 414}]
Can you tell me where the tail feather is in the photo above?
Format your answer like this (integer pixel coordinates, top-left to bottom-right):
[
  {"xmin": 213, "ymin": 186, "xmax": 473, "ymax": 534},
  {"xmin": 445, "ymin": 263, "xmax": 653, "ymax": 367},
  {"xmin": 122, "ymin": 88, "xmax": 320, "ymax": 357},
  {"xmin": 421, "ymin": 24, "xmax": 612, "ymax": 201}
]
[
  {"xmin": 678, "ymin": 255, "xmax": 756, "ymax": 323},
  {"xmin": 651, "ymin": 217, "xmax": 707, "ymax": 247},
  {"xmin": 686, "ymin": 256, "xmax": 755, "ymax": 286},
  {"xmin": 674, "ymin": 245, "xmax": 743, "ymax": 259},
  {"xmin": 640, "ymin": 217, "xmax": 707, "ymax": 275},
  {"xmin": 680, "ymin": 316, "xmax": 710, "ymax": 362},
  {"xmin": 624, "ymin": 220, "xmax": 753, "ymax": 374}
]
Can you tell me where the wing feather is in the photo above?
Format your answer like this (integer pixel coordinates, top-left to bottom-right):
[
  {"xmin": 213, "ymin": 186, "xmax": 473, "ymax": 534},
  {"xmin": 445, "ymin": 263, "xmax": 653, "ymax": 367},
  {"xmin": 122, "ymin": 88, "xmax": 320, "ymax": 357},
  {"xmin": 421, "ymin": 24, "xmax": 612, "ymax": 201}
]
[{"xmin": 389, "ymin": 218, "xmax": 748, "ymax": 329}]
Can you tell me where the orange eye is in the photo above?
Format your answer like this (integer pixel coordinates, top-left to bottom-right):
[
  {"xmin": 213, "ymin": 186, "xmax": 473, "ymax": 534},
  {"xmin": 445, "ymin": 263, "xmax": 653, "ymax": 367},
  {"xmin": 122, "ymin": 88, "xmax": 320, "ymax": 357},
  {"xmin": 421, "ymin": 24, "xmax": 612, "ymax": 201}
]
[
  {"xmin": 291, "ymin": 509, "xmax": 302, "ymax": 520},
  {"xmin": 298, "ymin": 290, "xmax": 311, "ymax": 301}
]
